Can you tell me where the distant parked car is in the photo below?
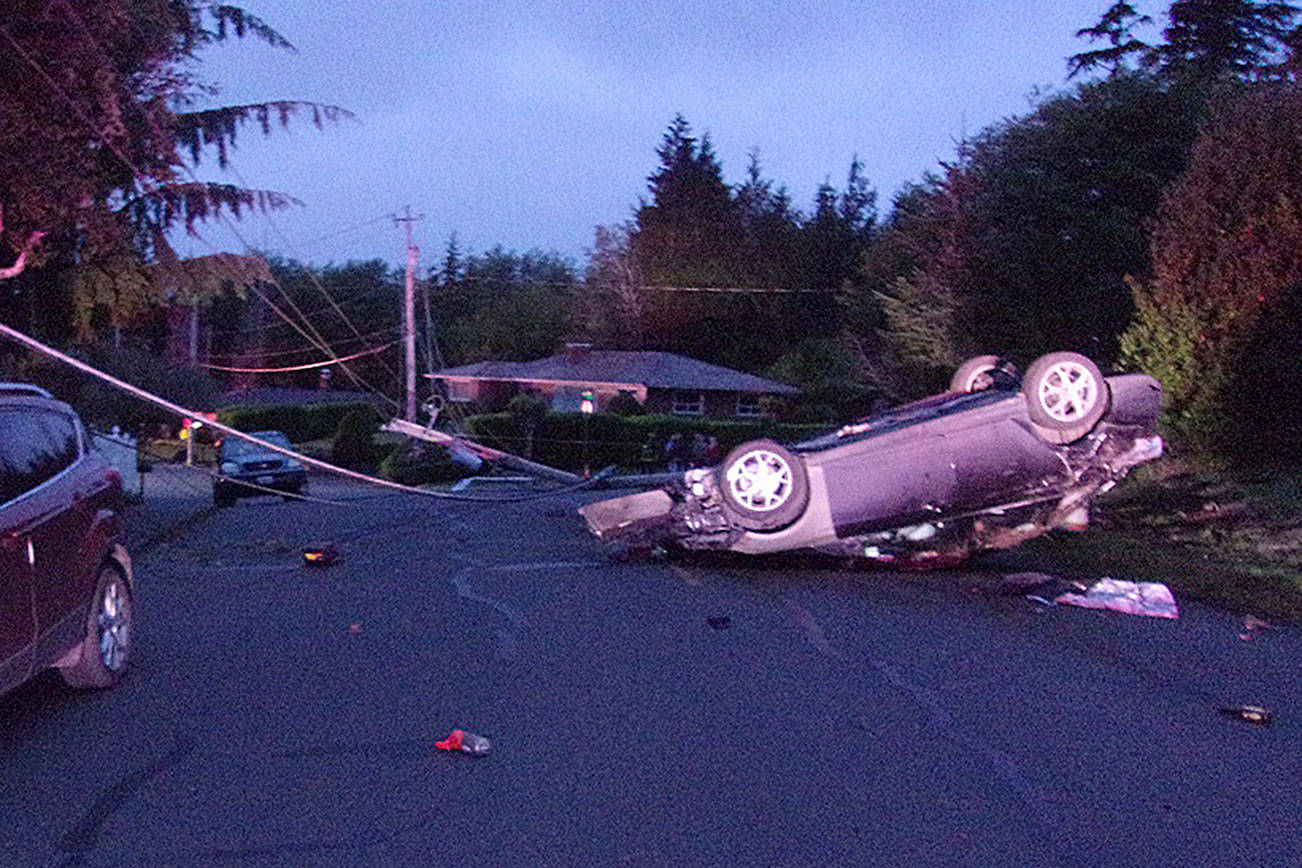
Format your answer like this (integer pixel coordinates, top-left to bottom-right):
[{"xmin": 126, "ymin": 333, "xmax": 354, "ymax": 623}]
[
  {"xmin": 581, "ymin": 352, "xmax": 1164, "ymax": 566},
  {"xmin": 214, "ymin": 430, "xmax": 307, "ymax": 507},
  {"xmin": 1, "ymin": 384, "xmax": 135, "ymax": 698}
]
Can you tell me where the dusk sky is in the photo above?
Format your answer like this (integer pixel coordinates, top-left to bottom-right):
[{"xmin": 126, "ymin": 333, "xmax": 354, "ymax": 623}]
[{"xmin": 179, "ymin": 1, "xmax": 1162, "ymax": 270}]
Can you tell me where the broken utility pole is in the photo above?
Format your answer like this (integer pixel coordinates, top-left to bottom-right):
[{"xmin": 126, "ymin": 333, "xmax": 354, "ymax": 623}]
[{"xmin": 393, "ymin": 206, "xmax": 424, "ymax": 421}]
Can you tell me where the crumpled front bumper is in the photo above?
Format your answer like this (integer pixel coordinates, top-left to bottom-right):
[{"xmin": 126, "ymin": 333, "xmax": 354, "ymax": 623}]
[{"xmin": 579, "ymin": 489, "xmax": 676, "ymax": 542}]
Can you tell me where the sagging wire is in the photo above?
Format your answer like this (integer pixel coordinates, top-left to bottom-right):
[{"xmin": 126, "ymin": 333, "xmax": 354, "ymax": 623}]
[
  {"xmin": 198, "ymin": 339, "xmax": 397, "ymax": 373},
  {"xmin": 0, "ymin": 319, "xmax": 609, "ymax": 504},
  {"xmin": 225, "ymin": 162, "xmax": 402, "ymax": 383},
  {"xmin": 0, "ymin": 15, "xmax": 400, "ymax": 413}
]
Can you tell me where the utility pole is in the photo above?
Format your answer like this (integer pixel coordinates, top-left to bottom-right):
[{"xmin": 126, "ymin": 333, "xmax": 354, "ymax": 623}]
[{"xmin": 392, "ymin": 207, "xmax": 424, "ymax": 421}]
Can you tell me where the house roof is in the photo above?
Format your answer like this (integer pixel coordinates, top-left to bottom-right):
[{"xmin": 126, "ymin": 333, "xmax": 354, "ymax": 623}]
[{"xmin": 430, "ymin": 350, "xmax": 800, "ymax": 395}]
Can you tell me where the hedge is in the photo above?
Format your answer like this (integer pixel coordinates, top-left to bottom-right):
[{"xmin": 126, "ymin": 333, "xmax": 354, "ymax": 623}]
[
  {"xmin": 462, "ymin": 411, "xmax": 832, "ymax": 472},
  {"xmin": 216, "ymin": 402, "xmax": 379, "ymax": 444}
]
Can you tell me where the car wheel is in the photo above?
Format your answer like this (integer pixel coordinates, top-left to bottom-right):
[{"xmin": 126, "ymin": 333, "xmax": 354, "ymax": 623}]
[
  {"xmin": 59, "ymin": 563, "xmax": 133, "ymax": 689},
  {"xmin": 950, "ymin": 355, "xmax": 1018, "ymax": 393},
  {"xmin": 718, "ymin": 440, "xmax": 810, "ymax": 532},
  {"xmin": 1022, "ymin": 351, "xmax": 1109, "ymax": 440}
]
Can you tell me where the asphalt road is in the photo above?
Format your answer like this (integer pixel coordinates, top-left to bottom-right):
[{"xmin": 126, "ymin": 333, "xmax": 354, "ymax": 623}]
[{"xmin": 1, "ymin": 475, "xmax": 1298, "ymax": 866}]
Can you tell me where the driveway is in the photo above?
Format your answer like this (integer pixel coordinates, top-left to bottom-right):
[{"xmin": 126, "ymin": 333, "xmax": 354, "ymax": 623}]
[{"xmin": 1, "ymin": 477, "xmax": 1297, "ymax": 866}]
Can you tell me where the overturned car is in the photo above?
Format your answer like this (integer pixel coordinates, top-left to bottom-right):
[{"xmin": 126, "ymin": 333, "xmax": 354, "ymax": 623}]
[{"xmin": 580, "ymin": 352, "xmax": 1163, "ymax": 566}]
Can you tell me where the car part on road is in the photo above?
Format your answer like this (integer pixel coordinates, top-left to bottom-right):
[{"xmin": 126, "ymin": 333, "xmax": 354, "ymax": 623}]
[
  {"xmin": 706, "ymin": 616, "xmax": 732, "ymax": 630},
  {"xmin": 1218, "ymin": 706, "xmax": 1272, "ymax": 726},
  {"xmin": 303, "ymin": 543, "xmax": 340, "ymax": 567},
  {"xmin": 718, "ymin": 440, "xmax": 810, "ymax": 532},
  {"xmin": 435, "ymin": 729, "xmax": 491, "ymax": 756},
  {"xmin": 1054, "ymin": 578, "xmax": 1180, "ymax": 619}
]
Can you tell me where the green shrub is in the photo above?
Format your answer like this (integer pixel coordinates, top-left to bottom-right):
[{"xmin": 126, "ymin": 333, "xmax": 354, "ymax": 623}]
[
  {"xmin": 331, "ymin": 407, "xmax": 382, "ymax": 470},
  {"xmin": 217, "ymin": 401, "xmax": 379, "ymax": 443},
  {"xmin": 605, "ymin": 392, "xmax": 646, "ymax": 416},
  {"xmin": 379, "ymin": 442, "xmax": 471, "ymax": 486}
]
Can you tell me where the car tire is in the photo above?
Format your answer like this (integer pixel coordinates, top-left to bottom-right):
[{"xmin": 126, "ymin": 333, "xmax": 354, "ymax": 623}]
[
  {"xmin": 1022, "ymin": 351, "xmax": 1109, "ymax": 441},
  {"xmin": 717, "ymin": 440, "xmax": 810, "ymax": 532},
  {"xmin": 59, "ymin": 563, "xmax": 133, "ymax": 690},
  {"xmin": 950, "ymin": 355, "xmax": 1018, "ymax": 393}
]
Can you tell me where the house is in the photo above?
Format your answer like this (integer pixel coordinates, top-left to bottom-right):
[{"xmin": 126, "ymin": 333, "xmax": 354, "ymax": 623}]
[{"xmin": 429, "ymin": 344, "xmax": 800, "ymax": 418}]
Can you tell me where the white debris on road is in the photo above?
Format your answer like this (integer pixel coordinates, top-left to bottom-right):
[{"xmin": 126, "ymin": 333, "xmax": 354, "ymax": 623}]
[{"xmin": 1054, "ymin": 578, "xmax": 1180, "ymax": 619}]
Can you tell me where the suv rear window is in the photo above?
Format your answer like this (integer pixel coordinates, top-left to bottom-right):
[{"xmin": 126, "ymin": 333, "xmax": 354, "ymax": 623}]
[{"xmin": 0, "ymin": 408, "xmax": 80, "ymax": 505}]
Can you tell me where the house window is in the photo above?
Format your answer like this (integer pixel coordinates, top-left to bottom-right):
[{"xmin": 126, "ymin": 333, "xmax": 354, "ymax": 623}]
[
  {"xmin": 735, "ymin": 395, "xmax": 762, "ymax": 418},
  {"xmin": 445, "ymin": 381, "xmax": 474, "ymax": 403},
  {"xmin": 671, "ymin": 391, "xmax": 704, "ymax": 416}
]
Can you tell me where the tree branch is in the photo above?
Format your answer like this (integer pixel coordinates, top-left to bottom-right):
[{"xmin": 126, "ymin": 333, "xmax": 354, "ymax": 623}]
[{"xmin": 0, "ymin": 206, "xmax": 47, "ymax": 280}]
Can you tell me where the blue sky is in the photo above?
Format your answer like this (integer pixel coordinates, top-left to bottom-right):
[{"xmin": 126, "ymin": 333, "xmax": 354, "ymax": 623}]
[{"xmin": 179, "ymin": 1, "xmax": 1163, "ymax": 269}]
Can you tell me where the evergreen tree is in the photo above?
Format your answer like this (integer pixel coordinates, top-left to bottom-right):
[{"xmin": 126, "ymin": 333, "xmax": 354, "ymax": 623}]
[
  {"xmin": 633, "ymin": 114, "xmax": 742, "ymax": 286},
  {"xmin": 1158, "ymin": 0, "xmax": 1299, "ymax": 82},
  {"xmin": 1068, "ymin": 2, "xmax": 1154, "ymax": 78}
]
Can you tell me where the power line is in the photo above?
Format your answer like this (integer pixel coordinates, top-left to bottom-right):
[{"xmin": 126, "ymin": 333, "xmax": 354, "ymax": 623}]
[
  {"xmin": 0, "ymin": 14, "xmax": 399, "ymax": 410},
  {"xmin": 198, "ymin": 340, "xmax": 397, "ymax": 373},
  {"xmin": 0, "ymin": 318, "xmax": 604, "ymax": 503}
]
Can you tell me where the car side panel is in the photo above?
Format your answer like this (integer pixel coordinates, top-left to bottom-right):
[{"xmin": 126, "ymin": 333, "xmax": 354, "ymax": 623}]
[
  {"xmin": 949, "ymin": 419, "xmax": 1068, "ymax": 510},
  {"xmin": 0, "ymin": 529, "xmax": 35, "ymax": 695},
  {"xmin": 821, "ymin": 433, "xmax": 958, "ymax": 537},
  {"xmin": 27, "ymin": 469, "xmax": 97, "ymax": 662},
  {"xmin": 816, "ymin": 397, "xmax": 1068, "ymax": 538}
]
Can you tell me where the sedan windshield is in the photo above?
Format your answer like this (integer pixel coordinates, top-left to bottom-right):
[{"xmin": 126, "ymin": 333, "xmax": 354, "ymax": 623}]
[{"xmin": 222, "ymin": 431, "xmax": 292, "ymax": 458}]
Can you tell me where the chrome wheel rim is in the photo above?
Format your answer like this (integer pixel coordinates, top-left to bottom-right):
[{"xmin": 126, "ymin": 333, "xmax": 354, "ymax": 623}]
[
  {"xmin": 1037, "ymin": 361, "xmax": 1097, "ymax": 423},
  {"xmin": 725, "ymin": 449, "xmax": 794, "ymax": 512},
  {"xmin": 97, "ymin": 579, "xmax": 130, "ymax": 672}
]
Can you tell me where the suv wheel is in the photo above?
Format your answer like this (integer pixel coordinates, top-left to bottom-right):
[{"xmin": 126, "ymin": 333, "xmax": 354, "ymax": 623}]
[{"xmin": 60, "ymin": 563, "xmax": 133, "ymax": 689}]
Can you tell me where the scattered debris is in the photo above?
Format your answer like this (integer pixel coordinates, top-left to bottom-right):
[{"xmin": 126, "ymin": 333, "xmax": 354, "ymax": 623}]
[
  {"xmin": 1238, "ymin": 614, "xmax": 1273, "ymax": 642},
  {"xmin": 435, "ymin": 729, "xmax": 491, "ymax": 756},
  {"xmin": 1002, "ymin": 572, "xmax": 1061, "ymax": 590},
  {"xmin": 706, "ymin": 616, "xmax": 732, "ymax": 630},
  {"xmin": 1218, "ymin": 705, "xmax": 1272, "ymax": 726},
  {"xmin": 1053, "ymin": 578, "xmax": 1179, "ymax": 619},
  {"xmin": 303, "ymin": 543, "xmax": 340, "ymax": 567}
]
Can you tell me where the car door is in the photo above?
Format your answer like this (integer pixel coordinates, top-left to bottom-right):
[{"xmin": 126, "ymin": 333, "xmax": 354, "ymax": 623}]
[
  {"xmin": 0, "ymin": 527, "xmax": 35, "ymax": 694},
  {"xmin": 25, "ymin": 409, "xmax": 99, "ymax": 661},
  {"xmin": 0, "ymin": 408, "xmax": 41, "ymax": 693}
]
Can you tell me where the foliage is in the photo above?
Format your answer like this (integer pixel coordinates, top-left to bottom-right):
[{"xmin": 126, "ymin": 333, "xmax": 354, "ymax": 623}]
[
  {"xmin": 0, "ymin": 343, "xmax": 220, "ymax": 431},
  {"xmin": 217, "ymin": 401, "xmax": 378, "ymax": 444},
  {"xmin": 1119, "ymin": 82, "xmax": 1302, "ymax": 452},
  {"xmin": 0, "ymin": 2, "xmax": 342, "ymax": 263},
  {"xmin": 330, "ymin": 406, "xmax": 383, "ymax": 470},
  {"xmin": 379, "ymin": 441, "xmax": 470, "ymax": 486},
  {"xmin": 1069, "ymin": 2, "xmax": 1154, "ymax": 78},
  {"xmin": 765, "ymin": 338, "xmax": 880, "ymax": 421},
  {"xmin": 604, "ymin": 392, "xmax": 646, "ymax": 416},
  {"xmin": 432, "ymin": 246, "xmax": 576, "ymax": 365},
  {"xmin": 1157, "ymin": 0, "xmax": 1300, "ymax": 82}
]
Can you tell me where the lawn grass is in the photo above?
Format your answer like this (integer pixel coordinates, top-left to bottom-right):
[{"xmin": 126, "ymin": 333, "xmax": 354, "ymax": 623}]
[{"xmin": 1024, "ymin": 458, "xmax": 1302, "ymax": 620}]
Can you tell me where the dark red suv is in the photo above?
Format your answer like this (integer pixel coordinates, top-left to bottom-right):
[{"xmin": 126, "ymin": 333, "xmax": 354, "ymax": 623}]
[{"xmin": 1, "ymin": 384, "xmax": 135, "ymax": 698}]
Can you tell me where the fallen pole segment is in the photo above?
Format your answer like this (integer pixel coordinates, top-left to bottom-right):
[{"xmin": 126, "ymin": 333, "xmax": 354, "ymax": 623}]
[{"xmin": 381, "ymin": 417, "xmax": 584, "ymax": 486}]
